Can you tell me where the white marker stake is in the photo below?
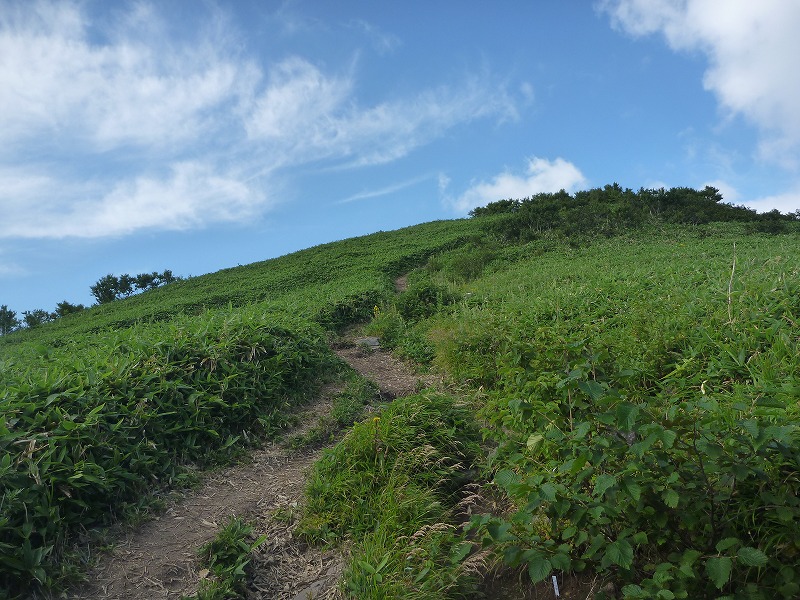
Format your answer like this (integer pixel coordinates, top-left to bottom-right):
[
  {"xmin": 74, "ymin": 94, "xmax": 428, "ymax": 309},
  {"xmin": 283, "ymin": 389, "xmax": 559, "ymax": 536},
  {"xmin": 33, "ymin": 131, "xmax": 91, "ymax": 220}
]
[{"xmin": 552, "ymin": 575, "xmax": 560, "ymax": 597}]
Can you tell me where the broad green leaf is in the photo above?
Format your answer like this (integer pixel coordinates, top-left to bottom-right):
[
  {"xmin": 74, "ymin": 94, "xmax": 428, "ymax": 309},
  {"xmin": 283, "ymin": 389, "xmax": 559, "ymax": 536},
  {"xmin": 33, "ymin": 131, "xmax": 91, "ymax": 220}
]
[
  {"xmin": 737, "ymin": 546, "xmax": 768, "ymax": 567},
  {"xmin": 680, "ymin": 549, "xmax": 702, "ymax": 566},
  {"xmin": 549, "ymin": 552, "xmax": 571, "ymax": 571},
  {"xmin": 622, "ymin": 479, "xmax": 642, "ymax": 501},
  {"xmin": 603, "ymin": 539, "xmax": 633, "ymax": 569},
  {"xmin": 615, "ymin": 402, "xmax": 639, "ymax": 432},
  {"xmin": 540, "ymin": 483, "xmax": 557, "ymax": 501},
  {"xmin": 526, "ymin": 433, "xmax": 544, "ymax": 454},
  {"xmin": 658, "ymin": 428, "xmax": 677, "ymax": 448},
  {"xmin": 487, "ymin": 521, "xmax": 514, "ymax": 542},
  {"xmin": 494, "ymin": 469, "xmax": 518, "ymax": 489},
  {"xmin": 706, "ymin": 556, "xmax": 732, "ymax": 590},
  {"xmin": 715, "ymin": 537, "xmax": 740, "ymax": 553},
  {"xmin": 450, "ymin": 541, "xmax": 472, "ymax": 564},
  {"xmin": 631, "ymin": 531, "xmax": 648, "ymax": 545},
  {"xmin": 527, "ymin": 556, "xmax": 552, "ymax": 583},
  {"xmin": 663, "ymin": 489, "xmax": 679, "ymax": 508},
  {"xmin": 593, "ymin": 474, "xmax": 617, "ymax": 498},
  {"xmin": 578, "ymin": 380, "xmax": 605, "ymax": 400}
]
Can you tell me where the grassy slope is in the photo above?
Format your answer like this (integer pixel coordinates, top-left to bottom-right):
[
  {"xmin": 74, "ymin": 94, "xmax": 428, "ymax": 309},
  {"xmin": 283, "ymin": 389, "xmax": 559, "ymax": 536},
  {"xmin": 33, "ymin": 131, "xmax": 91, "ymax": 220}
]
[
  {"xmin": 0, "ymin": 219, "xmax": 480, "ymax": 597},
  {"xmin": 2, "ymin": 213, "xmax": 798, "ymax": 598},
  {"xmin": 408, "ymin": 224, "xmax": 799, "ymax": 599},
  {"xmin": 0, "ymin": 219, "xmax": 480, "ymax": 351}
]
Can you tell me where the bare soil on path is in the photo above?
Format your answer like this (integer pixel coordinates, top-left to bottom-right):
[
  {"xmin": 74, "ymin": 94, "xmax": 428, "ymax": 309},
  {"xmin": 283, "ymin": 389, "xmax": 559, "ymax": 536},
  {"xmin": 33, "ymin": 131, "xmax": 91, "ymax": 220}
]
[{"xmin": 64, "ymin": 341, "xmax": 433, "ymax": 600}]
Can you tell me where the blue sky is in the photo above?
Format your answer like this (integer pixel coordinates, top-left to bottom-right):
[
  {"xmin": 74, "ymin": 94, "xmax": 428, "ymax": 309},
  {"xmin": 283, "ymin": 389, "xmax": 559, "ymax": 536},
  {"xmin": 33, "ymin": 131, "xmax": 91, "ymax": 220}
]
[{"xmin": 2, "ymin": 0, "xmax": 799, "ymax": 316}]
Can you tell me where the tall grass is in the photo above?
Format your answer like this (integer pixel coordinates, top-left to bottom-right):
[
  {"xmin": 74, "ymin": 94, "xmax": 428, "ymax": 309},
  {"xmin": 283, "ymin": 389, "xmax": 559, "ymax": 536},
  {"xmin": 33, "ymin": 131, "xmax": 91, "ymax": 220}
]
[{"xmin": 299, "ymin": 392, "xmax": 481, "ymax": 599}]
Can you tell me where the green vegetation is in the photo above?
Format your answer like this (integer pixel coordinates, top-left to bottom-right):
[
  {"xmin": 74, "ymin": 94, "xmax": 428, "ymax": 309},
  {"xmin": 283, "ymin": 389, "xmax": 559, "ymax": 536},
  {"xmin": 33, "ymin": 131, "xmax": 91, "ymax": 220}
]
[
  {"xmin": 0, "ymin": 218, "xmax": 478, "ymax": 598},
  {"xmin": 314, "ymin": 188, "xmax": 798, "ymax": 598},
  {"xmin": 1, "ymin": 185, "xmax": 798, "ymax": 599},
  {"xmin": 0, "ymin": 310, "xmax": 333, "ymax": 595},
  {"xmin": 299, "ymin": 392, "xmax": 481, "ymax": 599},
  {"xmin": 286, "ymin": 372, "xmax": 380, "ymax": 449},
  {"xmin": 1, "ymin": 219, "xmax": 480, "ymax": 348},
  {"xmin": 189, "ymin": 517, "xmax": 267, "ymax": 600},
  {"xmin": 438, "ymin": 227, "xmax": 800, "ymax": 598}
]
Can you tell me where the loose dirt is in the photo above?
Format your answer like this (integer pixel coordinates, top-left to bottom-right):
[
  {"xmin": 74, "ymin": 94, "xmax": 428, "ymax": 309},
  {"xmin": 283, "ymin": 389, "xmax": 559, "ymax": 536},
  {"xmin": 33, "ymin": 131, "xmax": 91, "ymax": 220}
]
[{"xmin": 64, "ymin": 338, "xmax": 433, "ymax": 600}]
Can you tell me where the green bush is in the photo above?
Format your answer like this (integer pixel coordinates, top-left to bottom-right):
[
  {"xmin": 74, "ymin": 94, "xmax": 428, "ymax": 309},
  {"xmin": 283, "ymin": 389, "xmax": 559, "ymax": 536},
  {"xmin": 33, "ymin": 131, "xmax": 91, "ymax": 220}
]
[
  {"xmin": 0, "ymin": 311, "xmax": 333, "ymax": 595},
  {"xmin": 396, "ymin": 283, "xmax": 460, "ymax": 321}
]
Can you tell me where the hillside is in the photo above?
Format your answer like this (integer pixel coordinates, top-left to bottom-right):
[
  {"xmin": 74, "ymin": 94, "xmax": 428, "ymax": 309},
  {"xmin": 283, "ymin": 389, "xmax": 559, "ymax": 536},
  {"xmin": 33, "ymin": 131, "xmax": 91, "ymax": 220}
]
[{"xmin": 1, "ymin": 186, "xmax": 799, "ymax": 599}]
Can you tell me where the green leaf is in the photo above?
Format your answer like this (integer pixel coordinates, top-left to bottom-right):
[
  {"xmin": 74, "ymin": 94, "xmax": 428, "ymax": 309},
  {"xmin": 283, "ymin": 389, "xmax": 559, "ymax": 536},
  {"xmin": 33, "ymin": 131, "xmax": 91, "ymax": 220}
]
[
  {"xmin": 622, "ymin": 479, "xmax": 642, "ymax": 501},
  {"xmin": 737, "ymin": 546, "xmax": 768, "ymax": 567},
  {"xmin": 663, "ymin": 489, "xmax": 679, "ymax": 508},
  {"xmin": 413, "ymin": 566, "xmax": 430, "ymax": 584},
  {"xmin": 549, "ymin": 552, "xmax": 571, "ymax": 571},
  {"xmin": 540, "ymin": 482, "xmax": 557, "ymax": 501},
  {"xmin": 358, "ymin": 560, "xmax": 376, "ymax": 575},
  {"xmin": 450, "ymin": 541, "xmax": 472, "ymax": 564},
  {"xmin": 680, "ymin": 549, "xmax": 702, "ymax": 566},
  {"xmin": 593, "ymin": 474, "xmax": 617, "ymax": 498},
  {"xmin": 487, "ymin": 521, "xmax": 514, "ymax": 542},
  {"xmin": 706, "ymin": 556, "xmax": 732, "ymax": 590},
  {"xmin": 715, "ymin": 537, "xmax": 740, "ymax": 553},
  {"xmin": 631, "ymin": 531, "xmax": 648, "ymax": 545},
  {"xmin": 526, "ymin": 433, "xmax": 544, "ymax": 453},
  {"xmin": 578, "ymin": 380, "xmax": 605, "ymax": 400},
  {"xmin": 658, "ymin": 428, "xmax": 677, "ymax": 448},
  {"xmin": 616, "ymin": 402, "xmax": 639, "ymax": 431},
  {"xmin": 527, "ymin": 556, "xmax": 552, "ymax": 583},
  {"xmin": 604, "ymin": 539, "xmax": 634, "ymax": 569},
  {"xmin": 494, "ymin": 469, "xmax": 518, "ymax": 489}
]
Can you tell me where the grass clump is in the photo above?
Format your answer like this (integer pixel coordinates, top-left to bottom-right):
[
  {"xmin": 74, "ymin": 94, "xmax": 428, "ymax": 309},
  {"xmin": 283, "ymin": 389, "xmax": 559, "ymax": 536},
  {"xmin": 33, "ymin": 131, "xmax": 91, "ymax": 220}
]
[
  {"xmin": 187, "ymin": 517, "xmax": 266, "ymax": 600},
  {"xmin": 287, "ymin": 372, "xmax": 379, "ymax": 449},
  {"xmin": 299, "ymin": 392, "xmax": 481, "ymax": 598}
]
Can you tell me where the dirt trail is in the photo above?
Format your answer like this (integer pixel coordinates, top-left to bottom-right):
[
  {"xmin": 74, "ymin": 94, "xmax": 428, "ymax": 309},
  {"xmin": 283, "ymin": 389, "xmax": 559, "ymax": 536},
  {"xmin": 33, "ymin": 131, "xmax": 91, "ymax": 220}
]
[{"xmin": 65, "ymin": 339, "xmax": 432, "ymax": 600}]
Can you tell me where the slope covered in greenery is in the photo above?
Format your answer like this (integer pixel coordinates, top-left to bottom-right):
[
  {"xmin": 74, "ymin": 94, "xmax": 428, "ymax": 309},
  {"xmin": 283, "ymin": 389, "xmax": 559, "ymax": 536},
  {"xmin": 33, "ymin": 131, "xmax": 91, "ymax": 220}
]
[
  {"xmin": 0, "ymin": 219, "xmax": 482, "ymax": 350},
  {"xmin": 0, "ymin": 218, "xmax": 481, "ymax": 596},
  {"xmin": 361, "ymin": 222, "xmax": 800, "ymax": 598},
  {"xmin": 1, "ymin": 186, "xmax": 798, "ymax": 599}
]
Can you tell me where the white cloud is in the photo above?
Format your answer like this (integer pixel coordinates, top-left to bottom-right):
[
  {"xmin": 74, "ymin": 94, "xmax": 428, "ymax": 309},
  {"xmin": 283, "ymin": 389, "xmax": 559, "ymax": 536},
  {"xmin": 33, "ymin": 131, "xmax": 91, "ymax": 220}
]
[
  {"xmin": 349, "ymin": 19, "xmax": 401, "ymax": 55},
  {"xmin": 0, "ymin": 1, "xmax": 250, "ymax": 152},
  {"xmin": 245, "ymin": 57, "xmax": 354, "ymax": 154},
  {"xmin": 448, "ymin": 157, "xmax": 587, "ymax": 214},
  {"xmin": 742, "ymin": 190, "xmax": 800, "ymax": 215},
  {"xmin": 601, "ymin": 0, "xmax": 800, "ymax": 168},
  {"xmin": 0, "ymin": 249, "xmax": 24, "ymax": 277},
  {"xmin": 337, "ymin": 174, "xmax": 431, "ymax": 204},
  {"xmin": 0, "ymin": 162, "xmax": 264, "ymax": 239}
]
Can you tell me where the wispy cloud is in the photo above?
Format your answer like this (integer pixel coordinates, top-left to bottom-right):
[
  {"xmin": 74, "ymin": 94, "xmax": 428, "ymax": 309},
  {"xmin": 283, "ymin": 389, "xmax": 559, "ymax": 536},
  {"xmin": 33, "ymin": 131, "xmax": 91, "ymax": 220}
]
[
  {"xmin": 446, "ymin": 157, "xmax": 587, "ymax": 214},
  {"xmin": 349, "ymin": 19, "xmax": 401, "ymax": 55},
  {"xmin": 0, "ymin": 2, "xmax": 251, "ymax": 153},
  {"xmin": 245, "ymin": 61, "xmax": 519, "ymax": 169},
  {"xmin": 0, "ymin": 1, "xmax": 519, "ymax": 240},
  {"xmin": 600, "ymin": 0, "xmax": 800, "ymax": 169},
  {"xmin": 337, "ymin": 174, "xmax": 432, "ymax": 204}
]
